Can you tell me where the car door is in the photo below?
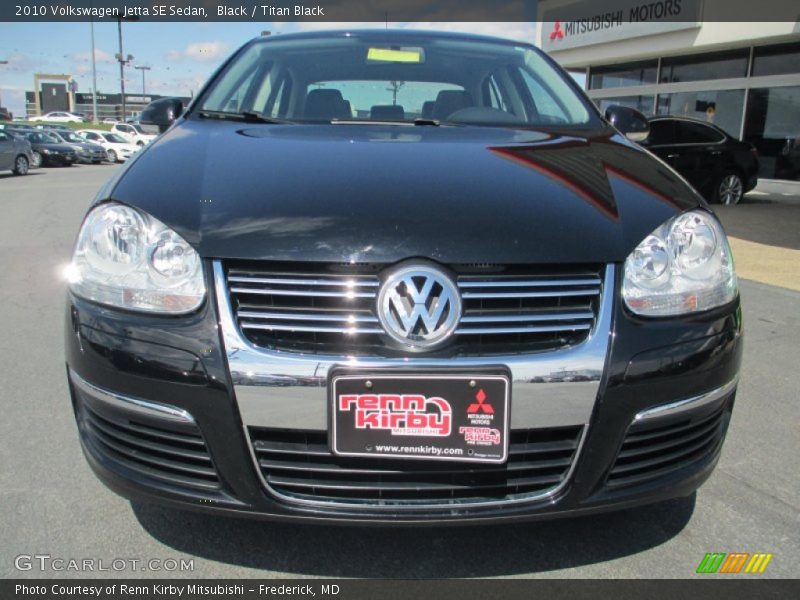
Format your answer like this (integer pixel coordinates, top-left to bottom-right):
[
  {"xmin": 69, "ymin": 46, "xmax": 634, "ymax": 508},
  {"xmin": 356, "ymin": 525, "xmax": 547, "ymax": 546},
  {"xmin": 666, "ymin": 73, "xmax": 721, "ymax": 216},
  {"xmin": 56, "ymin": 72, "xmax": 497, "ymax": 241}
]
[
  {"xmin": 641, "ymin": 119, "xmax": 679, "ymax": 164},
  {"xmin": 0, "ymin": 131, "xmax": 13, "ymax": 170},
  {"xmin": 116, "ymin": 124, "xmax": 136, "ymax": 142},
  {"xmin": 673, "ymin": 121, "xmax": 727, "ymax": 197},
  {"xmin": 641, "ymin": 119, "xmax": 707, "ymax": 191}
]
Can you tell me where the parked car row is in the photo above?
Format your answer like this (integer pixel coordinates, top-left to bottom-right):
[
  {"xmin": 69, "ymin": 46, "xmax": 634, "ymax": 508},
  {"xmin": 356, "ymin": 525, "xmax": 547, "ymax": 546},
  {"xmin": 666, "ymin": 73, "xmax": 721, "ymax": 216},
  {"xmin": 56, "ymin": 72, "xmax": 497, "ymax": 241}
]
[{"xmin": 0, "ymin": 123, "xmax": 146, "ymax": 175}]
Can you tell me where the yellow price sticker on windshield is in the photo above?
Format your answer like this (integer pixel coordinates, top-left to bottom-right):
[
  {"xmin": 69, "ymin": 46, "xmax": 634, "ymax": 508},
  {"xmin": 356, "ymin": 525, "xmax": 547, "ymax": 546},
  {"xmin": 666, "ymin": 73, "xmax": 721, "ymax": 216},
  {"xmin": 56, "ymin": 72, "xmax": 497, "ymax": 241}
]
[{"xmin": 367, "ymin": 48, "xmax": 422, "ymax": 63}]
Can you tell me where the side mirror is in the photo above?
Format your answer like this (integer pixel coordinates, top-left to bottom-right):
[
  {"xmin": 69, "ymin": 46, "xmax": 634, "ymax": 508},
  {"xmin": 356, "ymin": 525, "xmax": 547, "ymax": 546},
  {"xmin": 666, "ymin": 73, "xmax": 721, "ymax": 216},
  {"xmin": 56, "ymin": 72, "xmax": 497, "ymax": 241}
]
[
  {"xmin": 140, "ymin": 97, "xmax": 184, "ymax": 134},
  {"xmin": 605, "ymin": 105, "xmax": 650, "ymax": 142}
]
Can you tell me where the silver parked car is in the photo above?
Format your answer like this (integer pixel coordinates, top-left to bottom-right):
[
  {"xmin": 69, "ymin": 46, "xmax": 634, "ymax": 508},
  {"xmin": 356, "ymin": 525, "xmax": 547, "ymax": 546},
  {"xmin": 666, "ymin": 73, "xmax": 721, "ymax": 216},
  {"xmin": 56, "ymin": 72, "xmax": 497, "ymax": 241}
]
[{"xmin": 0, "ymin": 129, "xmax": 34, "ymax": 175}]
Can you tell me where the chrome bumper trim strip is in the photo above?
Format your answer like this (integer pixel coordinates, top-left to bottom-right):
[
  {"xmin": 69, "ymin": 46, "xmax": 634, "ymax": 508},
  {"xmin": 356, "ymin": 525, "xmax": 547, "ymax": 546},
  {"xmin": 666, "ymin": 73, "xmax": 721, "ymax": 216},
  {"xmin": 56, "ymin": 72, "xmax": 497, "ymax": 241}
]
[
  {"xmin": 68, "ymin": 368, "xmax": 195, "ymax": 424},
  {"xmin": 634, "ymin": 378, "xmax": 739, "ymax": 423}
]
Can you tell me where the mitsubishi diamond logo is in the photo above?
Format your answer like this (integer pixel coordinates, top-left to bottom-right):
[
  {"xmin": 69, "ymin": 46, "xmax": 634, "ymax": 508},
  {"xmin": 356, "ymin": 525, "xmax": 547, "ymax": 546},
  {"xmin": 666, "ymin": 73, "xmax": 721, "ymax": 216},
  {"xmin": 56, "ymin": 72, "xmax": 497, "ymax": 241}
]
[
  {"xmin": 377, "ymin": 264, "xmax": 462, "ymax": 351},
  {"xmin": 550, "ymin": 21, "xmax": 565, "ymax": 41}
]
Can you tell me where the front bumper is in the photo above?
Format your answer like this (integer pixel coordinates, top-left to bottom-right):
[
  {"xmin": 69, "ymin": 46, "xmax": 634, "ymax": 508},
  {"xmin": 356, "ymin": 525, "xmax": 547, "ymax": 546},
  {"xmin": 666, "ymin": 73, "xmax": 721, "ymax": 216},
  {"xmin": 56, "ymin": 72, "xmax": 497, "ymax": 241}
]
[{"xmin": 65, "ymin": 261, "xmax": 742, "ymax": 524}]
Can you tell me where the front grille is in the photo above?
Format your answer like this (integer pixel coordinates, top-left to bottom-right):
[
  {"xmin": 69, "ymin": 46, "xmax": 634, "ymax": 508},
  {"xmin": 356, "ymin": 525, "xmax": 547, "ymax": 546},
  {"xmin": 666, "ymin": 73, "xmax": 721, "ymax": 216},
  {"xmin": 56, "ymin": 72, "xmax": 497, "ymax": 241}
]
[
  {"xmin": 607, "ymin": 400, "xmax": 731, "ymax": 488},
  {"xmin": 225, "ymin": 261, "xmax": 603, "ymax": 356},
  {"xmin": 78, "ymin": 397, "xmax": 221, "ymax": 494},
  {"xmin": 249, "ymin": 426, "xmax": 583, "ymax": 507}
]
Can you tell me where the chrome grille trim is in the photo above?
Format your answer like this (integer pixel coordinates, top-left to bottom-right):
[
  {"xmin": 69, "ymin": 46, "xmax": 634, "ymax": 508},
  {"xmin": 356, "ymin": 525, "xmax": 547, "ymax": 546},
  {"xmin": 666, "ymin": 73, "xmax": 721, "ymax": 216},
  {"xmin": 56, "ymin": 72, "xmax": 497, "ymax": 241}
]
[
  {"xmin": 227, "ymin": 276, "xmax": 379, "ymax": 287},
  {"xmin": 229, "ymin": 287, "xmax": 376, "ymax": 298},
  {"xmin": 459, "ymin": 289, "xmax": 600, "ymax": 299},
  {"xmin": 226, "ymin": 262, "xmax": 604, "ymax": 351},
  {"xmin": 455, "ymin": 323, "xmax": 592, "ymax": 335},
  {"xmin": 244, "ymin": 425, "xmax": 588, "ymax": 512},
  {"xmin": 457, "ymin": 277, "xmax": 601, "ymax": 288},
  {"xmin": 241, "ymin": 323, "xmax": 384, "ymax": 334}
]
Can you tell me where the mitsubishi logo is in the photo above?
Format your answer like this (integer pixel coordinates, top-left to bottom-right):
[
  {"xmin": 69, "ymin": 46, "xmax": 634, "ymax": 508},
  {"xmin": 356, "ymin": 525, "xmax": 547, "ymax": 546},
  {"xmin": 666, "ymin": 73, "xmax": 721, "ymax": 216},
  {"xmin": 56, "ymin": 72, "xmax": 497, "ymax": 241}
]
[
  {"xmin": 550, "ymin": 21, "xmax": 565, "ymax": 41},
  {"xmin": 377, "ymin": 264, "xmax": 462, "ymax": 351}
]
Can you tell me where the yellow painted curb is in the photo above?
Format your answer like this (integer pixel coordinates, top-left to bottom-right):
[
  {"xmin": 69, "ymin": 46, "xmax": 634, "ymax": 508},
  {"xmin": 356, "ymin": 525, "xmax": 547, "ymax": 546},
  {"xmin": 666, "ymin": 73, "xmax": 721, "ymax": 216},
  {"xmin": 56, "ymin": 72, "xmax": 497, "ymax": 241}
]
[{"xmin": 728, "ymin": 237, "xmax": 800, "ymax": 292}]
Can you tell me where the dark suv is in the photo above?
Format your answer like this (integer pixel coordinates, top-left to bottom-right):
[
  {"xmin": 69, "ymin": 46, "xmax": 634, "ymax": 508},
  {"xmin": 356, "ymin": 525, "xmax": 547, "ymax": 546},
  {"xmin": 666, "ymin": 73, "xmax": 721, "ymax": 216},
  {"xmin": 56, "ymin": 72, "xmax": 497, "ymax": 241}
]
[{"xmin": 64, "ymin": 30, "xmax": 742, "ymax": 525}]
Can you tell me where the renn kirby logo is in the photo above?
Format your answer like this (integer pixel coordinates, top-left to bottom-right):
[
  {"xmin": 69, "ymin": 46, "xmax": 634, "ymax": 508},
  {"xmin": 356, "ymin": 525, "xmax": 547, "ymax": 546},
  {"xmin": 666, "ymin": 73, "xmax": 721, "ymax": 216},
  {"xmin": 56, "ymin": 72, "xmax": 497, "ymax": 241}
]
[{"xmin": 339, "ymin": 394, "xmax": 452, "ymax": 436}]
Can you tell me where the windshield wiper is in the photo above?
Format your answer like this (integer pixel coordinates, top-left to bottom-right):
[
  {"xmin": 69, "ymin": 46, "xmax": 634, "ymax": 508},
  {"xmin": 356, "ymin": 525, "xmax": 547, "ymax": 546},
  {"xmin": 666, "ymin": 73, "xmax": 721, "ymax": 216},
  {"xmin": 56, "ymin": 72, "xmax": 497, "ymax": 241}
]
[
  {"xmin": 197, "ymin": 110, "xmax": 291, "ymax": 124},
  {"xmin": 330, "ymin": 118, "xmax": 442, "ymax": 127}
]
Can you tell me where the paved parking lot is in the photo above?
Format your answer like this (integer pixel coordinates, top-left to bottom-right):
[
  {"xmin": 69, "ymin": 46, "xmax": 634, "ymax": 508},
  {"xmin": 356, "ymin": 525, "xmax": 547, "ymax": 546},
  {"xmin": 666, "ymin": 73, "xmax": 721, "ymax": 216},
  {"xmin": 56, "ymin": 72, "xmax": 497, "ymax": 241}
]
[{"xmin": 0, "ymin": 165, "xmax": 798, "ymax": 579}]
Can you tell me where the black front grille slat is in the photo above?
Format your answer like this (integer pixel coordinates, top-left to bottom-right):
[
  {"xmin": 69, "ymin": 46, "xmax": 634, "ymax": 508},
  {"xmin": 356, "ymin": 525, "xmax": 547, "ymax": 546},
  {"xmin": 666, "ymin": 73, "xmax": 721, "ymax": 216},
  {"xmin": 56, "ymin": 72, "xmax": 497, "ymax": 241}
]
[
  {"xmin": 258, "ymin": 454, "xmax": 572, "ymax": 476},
  {"xmin": 250, "ymin": 427, "xmax": 582, "ymax": 507},
  {"xmin": 87, "ymin": 413, "xmax": 214, "ymax": 463},
  {"xmin": 616, "ymin": 416, "xmax": 723, "ymax": 460},
  {"xmin": 607, "ymin": 402, "xmax": 731, "ymax": 488},
  {"xmin": 226, "ymin": 261, "xmax": 603, "ymax": 356},
  {"xmin": 79, "ymin": 400, "xmax": 221, "ymax": 492},
  {"xmin": 88, "ymin": 424, "xmax": 218, "ymax": 478}
]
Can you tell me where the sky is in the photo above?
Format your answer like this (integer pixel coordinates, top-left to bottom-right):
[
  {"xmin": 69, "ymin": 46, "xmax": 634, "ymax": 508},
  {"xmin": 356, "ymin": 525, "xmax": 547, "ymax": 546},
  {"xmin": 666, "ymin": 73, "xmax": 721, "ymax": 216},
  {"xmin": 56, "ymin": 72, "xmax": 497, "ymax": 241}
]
[{"xmin": 0, "ymin": 21, "xmax": 539, "ymax": 116}]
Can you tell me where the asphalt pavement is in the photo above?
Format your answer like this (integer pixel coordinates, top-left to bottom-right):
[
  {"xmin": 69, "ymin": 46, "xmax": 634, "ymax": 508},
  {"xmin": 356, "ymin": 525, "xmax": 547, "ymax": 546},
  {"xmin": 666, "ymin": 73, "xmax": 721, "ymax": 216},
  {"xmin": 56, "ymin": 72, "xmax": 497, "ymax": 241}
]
[{"xmin": 0, "ymin": 165, "xmax": 797, "ymax": 579}]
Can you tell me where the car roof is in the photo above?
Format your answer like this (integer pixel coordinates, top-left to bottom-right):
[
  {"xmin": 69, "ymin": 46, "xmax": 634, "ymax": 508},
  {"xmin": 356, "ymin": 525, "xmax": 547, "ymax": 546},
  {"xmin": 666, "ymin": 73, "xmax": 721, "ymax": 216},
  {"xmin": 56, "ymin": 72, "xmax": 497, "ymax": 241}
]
[{"xmin": 648, "ymin": 115, "xmax": 729, "ymax": 134}]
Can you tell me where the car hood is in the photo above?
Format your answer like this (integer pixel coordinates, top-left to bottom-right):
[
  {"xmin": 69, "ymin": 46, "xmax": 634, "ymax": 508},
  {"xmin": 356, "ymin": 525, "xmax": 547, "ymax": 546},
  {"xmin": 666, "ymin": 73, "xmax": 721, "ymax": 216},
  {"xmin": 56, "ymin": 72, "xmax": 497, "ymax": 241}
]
[
  {"xmin": 107, "ymin": 120, "xmax": 702, "ymax": 264},
  {"xmin": 33, "ymin": 142, "xmax": 75, "ymax": 152}
]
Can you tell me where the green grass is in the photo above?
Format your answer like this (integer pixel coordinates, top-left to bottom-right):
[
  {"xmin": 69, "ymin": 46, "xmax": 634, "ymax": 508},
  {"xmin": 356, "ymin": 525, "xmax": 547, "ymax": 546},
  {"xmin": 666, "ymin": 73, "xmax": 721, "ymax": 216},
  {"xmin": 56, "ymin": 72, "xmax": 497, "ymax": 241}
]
[{"xmin": 15, "ymin": 121, "xmax": 114, "ymax": 131}]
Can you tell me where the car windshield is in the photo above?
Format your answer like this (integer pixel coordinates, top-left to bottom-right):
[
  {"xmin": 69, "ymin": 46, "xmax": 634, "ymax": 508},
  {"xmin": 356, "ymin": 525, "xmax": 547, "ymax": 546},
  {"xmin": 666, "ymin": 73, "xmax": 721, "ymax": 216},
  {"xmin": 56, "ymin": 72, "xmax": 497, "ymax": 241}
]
[
  {"xmin": 102, "ymin": 133, "xmax": 128, "ymax": 143},
  {"xmin": 26, "ymin": 132, "xmax": 58, "ymax": 143},
  {"xmin": 198, "ymin": 33, "xmax": 597, "ymax": 128},
  {"xmin": 131, "ymin": 124, "xmax": 156, "ymax": 134},
  {"xmin": 61, "ymin": 132, "xmax": 83, "ymax": 143}
]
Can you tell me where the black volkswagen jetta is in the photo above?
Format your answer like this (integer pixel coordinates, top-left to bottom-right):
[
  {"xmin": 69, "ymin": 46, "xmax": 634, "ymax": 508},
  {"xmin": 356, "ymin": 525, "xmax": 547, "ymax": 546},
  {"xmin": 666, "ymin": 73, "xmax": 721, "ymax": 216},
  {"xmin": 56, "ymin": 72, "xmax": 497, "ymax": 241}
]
[{"xmin": 64, "ymin": 30, "xmax": 742, "ymax": 524}]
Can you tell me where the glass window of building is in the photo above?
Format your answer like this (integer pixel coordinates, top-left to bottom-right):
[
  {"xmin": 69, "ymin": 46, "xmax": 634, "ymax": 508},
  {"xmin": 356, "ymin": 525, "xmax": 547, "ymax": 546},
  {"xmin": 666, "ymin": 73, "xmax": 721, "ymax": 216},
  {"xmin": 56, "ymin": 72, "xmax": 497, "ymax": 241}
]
[
  {"xmin": 656, "ymin": 90, "xmax": 745, "ymax": 140},
  {"xmin": 595, "ymin": 95, "xmax": 655, "ymax": 116},
  {"xmin": 659, "ymin": 50, "xmax": 749, "ymax": 83},
  {"xmin": 752, "ymin": 42, "xmax": 800, "ymax": 77},
  {"xmin": 744, "ymin": 86, "xmax": 800, "ymax": 181},
  {"xmin": 589, "ymin": 60, "xmax": 657, "ymax": 90}
]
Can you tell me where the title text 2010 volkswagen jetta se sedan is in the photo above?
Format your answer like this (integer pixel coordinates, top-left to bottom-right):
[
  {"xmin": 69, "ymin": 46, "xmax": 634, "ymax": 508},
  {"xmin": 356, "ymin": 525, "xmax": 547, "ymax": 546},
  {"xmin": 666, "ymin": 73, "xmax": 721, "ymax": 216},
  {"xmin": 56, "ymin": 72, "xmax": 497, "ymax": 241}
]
[{"xmin": 64, "ymin": 31, "xmax": 742, "ymax": 524}]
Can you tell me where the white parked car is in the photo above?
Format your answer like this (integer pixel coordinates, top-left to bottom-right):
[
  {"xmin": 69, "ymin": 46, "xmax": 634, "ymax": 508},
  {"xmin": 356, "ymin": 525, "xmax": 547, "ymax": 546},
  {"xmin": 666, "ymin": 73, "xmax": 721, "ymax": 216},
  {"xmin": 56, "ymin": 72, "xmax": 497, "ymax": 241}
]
[
  {"xmin": 30, "ymin": 111, "xmax": 85, "ymax": 123},
  {"xmin": 76, "ymin": 129, "xmax": 141, "ymax": 163},
  {"xmin": 110, "ymin": 122, "xmax": 158, "ymax": 146}
]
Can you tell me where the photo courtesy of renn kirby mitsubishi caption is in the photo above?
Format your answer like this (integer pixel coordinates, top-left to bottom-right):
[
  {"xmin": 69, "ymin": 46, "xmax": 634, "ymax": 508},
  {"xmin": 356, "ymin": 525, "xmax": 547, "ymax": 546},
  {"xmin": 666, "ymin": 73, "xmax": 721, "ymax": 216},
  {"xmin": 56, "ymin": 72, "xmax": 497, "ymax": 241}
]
[{"xmin": 64, "ymin": 29, "xmax": 742, "ymax": 525}]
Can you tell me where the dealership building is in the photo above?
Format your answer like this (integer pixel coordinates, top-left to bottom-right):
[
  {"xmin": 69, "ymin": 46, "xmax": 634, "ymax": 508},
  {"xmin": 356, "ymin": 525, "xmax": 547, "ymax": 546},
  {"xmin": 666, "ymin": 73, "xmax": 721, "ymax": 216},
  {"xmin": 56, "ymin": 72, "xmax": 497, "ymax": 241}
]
[{"xmin": 537, "ymin": 0, "xmax": 800, "ymax": 183}]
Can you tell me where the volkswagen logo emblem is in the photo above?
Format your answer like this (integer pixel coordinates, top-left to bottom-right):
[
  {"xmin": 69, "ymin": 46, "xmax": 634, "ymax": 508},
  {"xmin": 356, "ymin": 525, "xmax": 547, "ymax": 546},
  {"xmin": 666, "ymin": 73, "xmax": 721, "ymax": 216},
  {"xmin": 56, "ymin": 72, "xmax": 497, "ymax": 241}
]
[{"xmin": 377, "ymin": 264, "xmax": 462, "ymax": 351}]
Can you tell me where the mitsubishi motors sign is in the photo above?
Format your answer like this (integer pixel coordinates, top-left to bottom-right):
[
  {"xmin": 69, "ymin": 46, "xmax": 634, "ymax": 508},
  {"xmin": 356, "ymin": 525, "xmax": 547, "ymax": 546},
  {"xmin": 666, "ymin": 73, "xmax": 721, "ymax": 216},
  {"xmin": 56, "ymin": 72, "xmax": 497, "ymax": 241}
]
[{"xmin": 540, "ymin": 0, "xmax": 702, "ymax": 52}]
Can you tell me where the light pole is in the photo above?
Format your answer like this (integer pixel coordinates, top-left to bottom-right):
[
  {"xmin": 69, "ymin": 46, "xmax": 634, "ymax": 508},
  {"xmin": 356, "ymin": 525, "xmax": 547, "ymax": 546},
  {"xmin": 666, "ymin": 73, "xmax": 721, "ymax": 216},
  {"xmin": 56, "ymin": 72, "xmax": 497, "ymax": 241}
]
[
  {"xmin": 89, "ymin": 21, "xmax": 98, "ymax": 123},
  {"xmin": 115, "ymin": 18, "xmax": 135, "ymax": 121},
  {"xmin": 134, "ymin": 65, "xmax": 150, "ymax": 95},
  {"xmin": 0, "ymin": 60, "xmax": 8, "ymax": 111}
]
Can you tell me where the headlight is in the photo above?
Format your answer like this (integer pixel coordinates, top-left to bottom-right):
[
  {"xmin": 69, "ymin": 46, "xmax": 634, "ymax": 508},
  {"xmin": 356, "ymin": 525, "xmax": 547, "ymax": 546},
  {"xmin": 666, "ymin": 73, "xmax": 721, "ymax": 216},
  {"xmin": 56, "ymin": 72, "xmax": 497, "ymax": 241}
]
[
  {"xmin": 41, "ymin": 148, "xmax": 51, "ymax": 154},
  {"xmin": 622, "ymin": 210, "xmax": 737, "ymax": 316},
  {"xmin": 68, "ymin": 203, "xmax": 205, "ymax": 313}
]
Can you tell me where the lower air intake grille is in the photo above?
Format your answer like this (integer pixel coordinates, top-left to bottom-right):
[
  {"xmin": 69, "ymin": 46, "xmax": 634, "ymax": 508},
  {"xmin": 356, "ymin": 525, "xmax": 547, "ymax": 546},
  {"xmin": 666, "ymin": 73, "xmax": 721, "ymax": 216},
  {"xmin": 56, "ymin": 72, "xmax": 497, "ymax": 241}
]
[
  {"xmin": 607, "ymin": 400, "xmax": 731, "ymax": 488},
  {"xmin": 249, "ymin": 426, "xmax": 583, "ymax": 507},
  {"xmin": 78, "ymin": 397, "xmax": 221, "ymax": 494}
]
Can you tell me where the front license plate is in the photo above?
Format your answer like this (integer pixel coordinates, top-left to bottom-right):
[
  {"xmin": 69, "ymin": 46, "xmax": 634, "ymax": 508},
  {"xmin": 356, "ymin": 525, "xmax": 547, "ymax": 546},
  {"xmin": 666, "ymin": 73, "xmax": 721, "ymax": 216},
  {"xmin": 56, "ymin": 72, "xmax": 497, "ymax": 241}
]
[{"xmin": 330, "ymin": 373, "xmax": 510, "ymax": 463}]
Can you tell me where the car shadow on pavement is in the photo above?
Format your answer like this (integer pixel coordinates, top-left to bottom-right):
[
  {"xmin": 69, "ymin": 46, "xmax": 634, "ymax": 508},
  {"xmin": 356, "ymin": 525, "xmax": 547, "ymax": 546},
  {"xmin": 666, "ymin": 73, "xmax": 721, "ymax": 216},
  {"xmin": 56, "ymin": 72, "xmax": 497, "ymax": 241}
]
[{"xmin": 132, "ymin": 494, "xmax": 695, "ymax": 577}]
